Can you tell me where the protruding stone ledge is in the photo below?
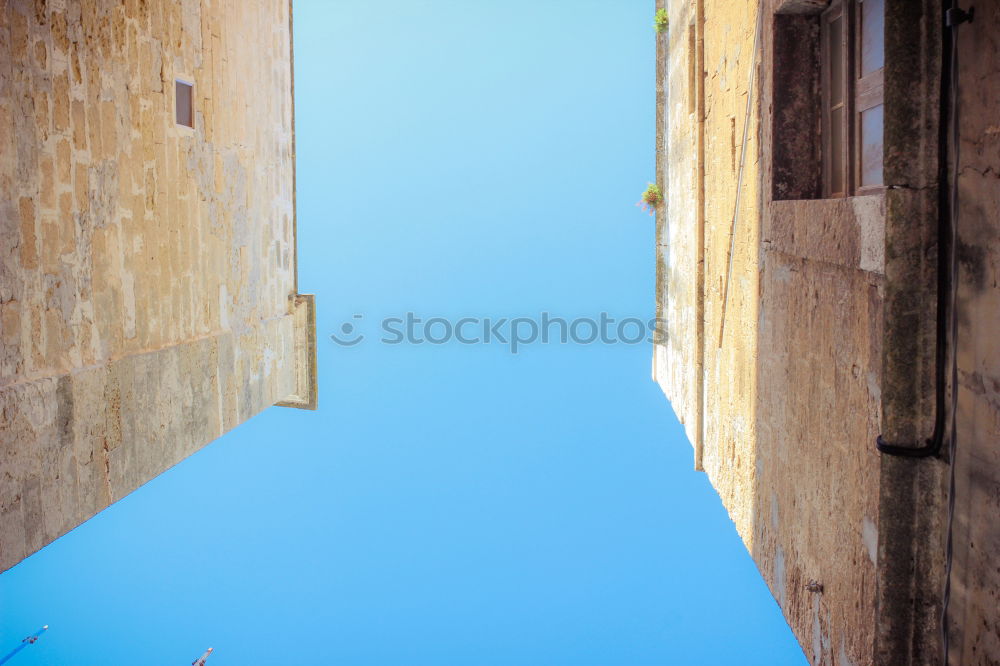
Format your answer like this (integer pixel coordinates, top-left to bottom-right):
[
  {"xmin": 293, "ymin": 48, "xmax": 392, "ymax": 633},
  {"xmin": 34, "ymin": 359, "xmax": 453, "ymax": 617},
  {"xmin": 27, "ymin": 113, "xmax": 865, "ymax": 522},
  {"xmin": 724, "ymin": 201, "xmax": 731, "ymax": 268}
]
[{"xmin": 276, "ymin": 293, "xmax": 317, "ymax": 411}]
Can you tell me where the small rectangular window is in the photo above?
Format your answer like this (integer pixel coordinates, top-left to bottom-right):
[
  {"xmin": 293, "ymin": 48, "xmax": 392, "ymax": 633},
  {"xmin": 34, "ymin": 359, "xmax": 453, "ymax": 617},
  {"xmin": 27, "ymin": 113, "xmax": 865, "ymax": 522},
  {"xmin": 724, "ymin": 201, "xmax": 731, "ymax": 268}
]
[{"xmin": 175, "ymin": 80, "xmax": 193, "ymax": 128}]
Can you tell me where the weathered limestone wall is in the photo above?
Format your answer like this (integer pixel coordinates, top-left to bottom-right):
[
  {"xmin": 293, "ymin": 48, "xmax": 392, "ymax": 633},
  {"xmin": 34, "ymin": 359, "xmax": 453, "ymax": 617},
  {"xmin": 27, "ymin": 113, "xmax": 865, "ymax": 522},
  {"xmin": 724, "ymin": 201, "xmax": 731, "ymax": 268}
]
[
  {"xmin": 873, "ymin": 3, "xmax": 948, "ymax": 663},
  {"xmin": 656, "ymin": 1, "xmax": 950, "ymax": 663},
  {"xmin": 0, "ymin": 320, "xmax": 297, "ymax": 568},
  {"xmin": 655, "ymin": 0, "xmax": 701, "ymax": 455},
  {"xmin": 754, "ymin": 195, "xmax": 884, "ymax": 665},
  {"xmin": 656, "ymin": 0, "xmax": 762, "ymax": 556},
  {"xmin": 697, "ymin": 0, "xmax": 760, "ymax": 546},
  {"xmin": 0, "ymin": 0, "xmax": 306, "ymax": 572},
  {"xmin": 947, "ymin": 3, "xmax": 1000, "ymax": 662},
  {"xmin": 749, "ymin": 2, "xmax": 892, "ymax": 661}
]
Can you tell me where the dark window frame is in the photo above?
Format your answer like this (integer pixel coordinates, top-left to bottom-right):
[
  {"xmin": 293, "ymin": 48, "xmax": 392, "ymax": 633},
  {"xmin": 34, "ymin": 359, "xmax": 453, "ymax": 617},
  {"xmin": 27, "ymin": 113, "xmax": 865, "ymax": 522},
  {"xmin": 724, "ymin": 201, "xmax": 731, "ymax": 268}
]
[{"xmin": 821, "ymin": 0, "xmax": 851, "ymax": 197}]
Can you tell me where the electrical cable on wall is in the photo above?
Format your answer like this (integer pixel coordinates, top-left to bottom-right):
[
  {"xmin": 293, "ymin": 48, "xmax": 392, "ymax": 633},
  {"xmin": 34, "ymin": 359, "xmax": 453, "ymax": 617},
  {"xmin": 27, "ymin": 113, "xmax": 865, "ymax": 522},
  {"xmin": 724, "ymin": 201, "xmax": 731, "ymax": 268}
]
[{"xmin": 717, "ymin": 6, "xmax": 761, "ymax": 349}]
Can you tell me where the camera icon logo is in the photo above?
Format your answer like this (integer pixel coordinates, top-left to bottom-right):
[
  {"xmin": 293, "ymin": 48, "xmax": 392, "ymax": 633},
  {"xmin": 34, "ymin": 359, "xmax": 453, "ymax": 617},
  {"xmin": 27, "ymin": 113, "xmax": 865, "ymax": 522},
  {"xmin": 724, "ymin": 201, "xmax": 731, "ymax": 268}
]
[{"xmin": 330, "ymin": 314, "xmax": 365, "ymax": 346}]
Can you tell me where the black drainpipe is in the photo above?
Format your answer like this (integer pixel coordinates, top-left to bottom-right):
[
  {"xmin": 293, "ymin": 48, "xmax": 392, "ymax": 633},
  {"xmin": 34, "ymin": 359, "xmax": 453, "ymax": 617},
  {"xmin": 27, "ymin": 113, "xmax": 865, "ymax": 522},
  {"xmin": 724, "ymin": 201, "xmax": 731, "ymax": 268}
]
[{"xmin": 875, "ymin": 3, "xmax": 972, "ymax": 458}]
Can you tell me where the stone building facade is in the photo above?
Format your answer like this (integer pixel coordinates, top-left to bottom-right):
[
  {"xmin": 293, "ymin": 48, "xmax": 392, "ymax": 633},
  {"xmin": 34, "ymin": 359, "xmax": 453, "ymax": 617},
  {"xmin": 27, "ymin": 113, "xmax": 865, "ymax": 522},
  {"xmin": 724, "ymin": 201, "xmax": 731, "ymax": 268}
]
[
  {"xmin": 653, "ymin": 0, "xmax": 999, "ymax": 663},
  {"xmin": 0, "ymin": 0, "xmax": 316, "ymax": 573}
]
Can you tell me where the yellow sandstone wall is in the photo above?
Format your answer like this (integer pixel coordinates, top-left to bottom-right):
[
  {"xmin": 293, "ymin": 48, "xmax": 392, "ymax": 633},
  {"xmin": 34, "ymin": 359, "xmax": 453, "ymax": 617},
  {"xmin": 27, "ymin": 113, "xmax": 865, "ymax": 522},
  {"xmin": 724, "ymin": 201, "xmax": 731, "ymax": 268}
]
[
  {"xmin": 697, "ymin": 0, "xmax": 760, "ymax": 547},
  {"xmin": 0, "ymin": 0, "xmax": 313, "ymax": 572},
  {"xmin": 655, "ymin": 0, "xmax": 761, "ymax": 548},
  {"xmin": 654, "ymin": 0, "xmax": 701, "ymax": 458}
]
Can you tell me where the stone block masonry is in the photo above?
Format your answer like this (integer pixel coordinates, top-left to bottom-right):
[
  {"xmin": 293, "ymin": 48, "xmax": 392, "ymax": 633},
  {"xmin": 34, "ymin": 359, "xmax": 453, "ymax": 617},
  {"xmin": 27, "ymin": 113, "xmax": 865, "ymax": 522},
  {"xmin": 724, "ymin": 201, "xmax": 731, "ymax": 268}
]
[{"xmin": 0, "ymin": 0, "xmax": 316, "ymax": 572}]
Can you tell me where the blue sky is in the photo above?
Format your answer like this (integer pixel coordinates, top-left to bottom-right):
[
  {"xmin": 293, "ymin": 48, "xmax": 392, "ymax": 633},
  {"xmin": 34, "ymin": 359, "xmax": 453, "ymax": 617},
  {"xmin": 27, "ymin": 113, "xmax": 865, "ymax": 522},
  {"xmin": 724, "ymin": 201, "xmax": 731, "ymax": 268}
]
[{"xmin": 0, "ymin": 1, "xmax": 805, "ymax": 663}]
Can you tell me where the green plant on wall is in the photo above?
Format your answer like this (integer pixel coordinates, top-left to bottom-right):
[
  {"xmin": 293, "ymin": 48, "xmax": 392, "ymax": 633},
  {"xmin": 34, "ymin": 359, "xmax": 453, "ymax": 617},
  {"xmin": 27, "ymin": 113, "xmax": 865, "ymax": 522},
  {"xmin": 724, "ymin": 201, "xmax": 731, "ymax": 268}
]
[
  {"xmin": 654, "ymin": 8, "xmax": 669, "ymax": 33},
  {"xmin": 637, "ymin": 183, "xmax": 663, "ymax": 215}
]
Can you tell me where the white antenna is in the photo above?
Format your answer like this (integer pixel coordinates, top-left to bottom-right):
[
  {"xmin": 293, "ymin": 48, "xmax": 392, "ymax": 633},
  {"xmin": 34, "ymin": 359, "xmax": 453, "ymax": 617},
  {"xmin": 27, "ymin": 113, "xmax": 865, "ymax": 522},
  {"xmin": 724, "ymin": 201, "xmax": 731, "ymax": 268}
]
[
  {"xmin": 0, "ymin": 625, "xmax": 49, "ymax": 664},
  {"xmin": 192, "ymin": 647, "xmax": 214, "ymax": 666}
]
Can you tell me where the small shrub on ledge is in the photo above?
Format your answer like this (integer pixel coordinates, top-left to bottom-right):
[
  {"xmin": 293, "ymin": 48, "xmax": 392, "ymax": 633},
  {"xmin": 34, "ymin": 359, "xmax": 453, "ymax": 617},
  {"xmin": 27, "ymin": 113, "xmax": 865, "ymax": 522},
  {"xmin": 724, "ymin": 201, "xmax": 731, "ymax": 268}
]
[
  {"xmin": 637, "ymin": 183, "xmax": 663, "ymax": 215},
  {"xmin": 654, "ymin": 9, "xmax": 669, "ymax": 34}
]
